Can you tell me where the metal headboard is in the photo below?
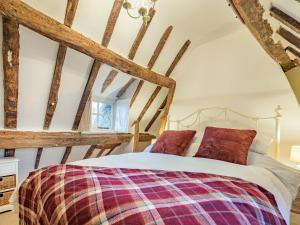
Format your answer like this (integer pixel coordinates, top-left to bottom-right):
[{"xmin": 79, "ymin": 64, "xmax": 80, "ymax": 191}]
[{"xmin": 167, "ymin": 106, "xmax": 282, "ymax": 159}]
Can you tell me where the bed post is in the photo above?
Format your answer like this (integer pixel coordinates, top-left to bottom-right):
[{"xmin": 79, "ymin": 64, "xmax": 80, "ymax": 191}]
[{"xmin": 275, "ymin": 105, "xmax": 282, "ymax": 160}]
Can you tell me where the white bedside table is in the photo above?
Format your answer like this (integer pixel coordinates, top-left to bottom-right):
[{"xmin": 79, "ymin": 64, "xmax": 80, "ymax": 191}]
[{"xmin": 0, "ymin": 157, "xmax": 19, "ymax": 213}]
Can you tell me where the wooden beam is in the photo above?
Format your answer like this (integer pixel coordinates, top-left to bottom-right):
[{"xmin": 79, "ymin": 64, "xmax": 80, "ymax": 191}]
[
  {"xmin": 0, "ymin": 130, "xmax": 133, "ymax": 149},
  {"xmin": 2, "ymin": 17, "xmax": 19, "ymax": 157},
  {"xmin": 229, "ymin": 0, "xmax": 296, "ymax": 72},
  {"xmin": 96, "ymin": 148, "xmax": 106, "ymax": 158},
  {"xmin": 83, "ymin": 145, "xmax": 97, "ymax": 159},
  {"xmin": 278, "ymin": 26, "xmax": 300, "ymax": 49},
  {"xmin": 133, "ymin": 121, "xmax": 140, "ymax": 152},
  {"xmin": 270, "ymin": 7, "xmax": 300, "ymax": 34},
  {"xmin": 128, "ymin": 8, "xmax": 156, "ymax": 60},
  {"xmin": 101, "ymin": 70, "xmax": 118, "ymax": 93},
  {"xmin": 130, "ymin": 26, "xmax": 173, "ymax": 107},
  {"xmin": 145, "ymin": 97, "xmax": 167, "ymax": 132},
  {"xmin": 105, "ymin": 9, "xmax": 156, "ymax": 97},
  {"xmin": 35, "ymin": 0, "xmax": 79, "ymax": 169},
  {"xmin": 159, "ymin": 83, "xmax": 176, "ymax": 134},
  {"xmin": 0, "ymin": 0, "xmax": 175, "ymax": 88},
  {"xmin": 105, "ymin": 143, "xmax": 121, "ymax": 156},
  {"xmin": 286, "ymin": 46, "xmax": 300, "ymax": 58},
  {"xmin": 116, "ymin": 78, "xmax": 136, "ymax": 98},
  {"xmin": 134, "ymin": 40, "xmax": 191, "ymax": 125}
]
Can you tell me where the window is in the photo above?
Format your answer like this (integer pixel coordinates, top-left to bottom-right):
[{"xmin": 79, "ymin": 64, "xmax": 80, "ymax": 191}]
[{"xmin": 91, "ymin": 101, "xmax": 113, "ymax": 130}]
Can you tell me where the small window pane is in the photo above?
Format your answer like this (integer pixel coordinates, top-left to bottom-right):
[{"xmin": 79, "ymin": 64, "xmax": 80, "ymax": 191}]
[
  {"xmin": 98, "ymin": 103, "xmax": 112, "ymax": 129},
  {"xmin": 92, "ymin": 102, "xmax": 98, "ymax": 114},
  {"xmin": 91, "ymin": 115, "xmax": 98, "ymax": 128}
]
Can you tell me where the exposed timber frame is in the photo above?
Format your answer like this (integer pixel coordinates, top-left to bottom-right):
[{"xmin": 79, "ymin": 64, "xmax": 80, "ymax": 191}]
[
  {"xmin": 61, "ymin": 3, "xmax": 154, "ymax": 164},
  {"xmin": 35, "ymin": 0, "xmax": 79, "ymax": 169},
  {"xmin": 270, "ymin": 7, "xmax": 300, "ymax": 34},
  {"xmin": 130, "ymin": 26, "xmax": 173, "ymax": 107},
  {"xmin": 2, "ymin": 17, "xmax": 19, "ymax": 157},
  {"xmin": 110, "ymin": 9, "xmax": 156, "ymax": 98},
  {"xmin": 133, "ymin": 40, "xmax": 191, "ymax": 126},
  {"xmin": 229, "ymin": 0, "xmax": 296, "ymax": 72},
  {"xmin": 0, "ymin": 0, "xmax": 174, "ymax": 164},
  {"xmin": 0, "ymin": 130, "xmax": 155, "ymax": 149},
  {"xmin": 0, "ymin": 0, "xmax": 174, "ymax": 88}
]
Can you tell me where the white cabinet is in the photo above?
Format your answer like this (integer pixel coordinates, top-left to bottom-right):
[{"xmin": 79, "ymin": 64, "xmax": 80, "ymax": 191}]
[{"xmin": 0, "ymin": 158, "xmax": 19, "ymax": 213}]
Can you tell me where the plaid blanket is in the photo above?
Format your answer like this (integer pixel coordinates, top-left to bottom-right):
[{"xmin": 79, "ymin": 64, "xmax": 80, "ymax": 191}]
[{"xmin": 19, "ymin": 165, "xmax": 286, "ymax": 225}]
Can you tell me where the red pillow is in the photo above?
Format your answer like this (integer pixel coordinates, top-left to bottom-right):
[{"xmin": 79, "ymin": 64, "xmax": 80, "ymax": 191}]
[
  {"xmin": 194, "ymin": 127, "xmax": 257, "ymax": 165},
  {"xmin": 151, "ymin": 130, "xmax": 196, "ymax": 156}
]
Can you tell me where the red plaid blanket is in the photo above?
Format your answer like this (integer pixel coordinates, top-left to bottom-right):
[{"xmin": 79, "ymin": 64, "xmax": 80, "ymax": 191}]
[{"xmin": 19, "ymin": 165, "xmax": 286, "ymax": 225}]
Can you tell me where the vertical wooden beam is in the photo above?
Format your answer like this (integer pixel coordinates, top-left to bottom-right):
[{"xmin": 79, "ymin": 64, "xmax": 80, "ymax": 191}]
[
  {"xmin": 106, "ymin": 9, "xmax": 156, "ymax": 97},
  {"xmin": 134, "ymin": 40, "xmax": 191, "ymax": 125},
  {"xmin": 278, "ymin": 26, "xmax": 300, "ymax": 49},
  {"xmin": 2, "ymin": 17, "xmax": 19, "ymax": 157},
  {"xmin": 130, "ymin": 26, "xmax": 173, "ymax": 107},
  {"xmin": 133, "ymin": 121, "xmax": 140, "ymax": 152},
  {"xmin": 61, "ymin": 0, "xmax": 123, "ymax": 164},
  {"xmin": 83, "ymin": 145, "xmax": 97, "ymax": 159},
  {"xmin": 145, "ymin": 97, "xmax": 167, "ymax": 132},
  {"xmin": 35, "ymin": 0, "xmax": 79, "ymax": 168},
  {"xmin": 159, "ymin": 83, "xmax": 176, "ymax": 134},
  {"xmin": 270, "ymin": 7, "xmax": 300, "ymax": 34}
]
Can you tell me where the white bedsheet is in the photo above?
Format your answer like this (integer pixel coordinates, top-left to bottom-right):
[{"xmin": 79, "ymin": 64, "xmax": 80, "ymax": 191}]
[{"xmin": 72, "ymin": 153, "xmax": 292, "ymax": 224}]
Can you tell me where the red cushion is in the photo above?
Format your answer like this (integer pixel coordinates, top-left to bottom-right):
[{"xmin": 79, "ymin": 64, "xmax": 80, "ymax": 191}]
[
  {"xmin": 194, "ymin": 127, "xmax": 257, "ymax": 165},
  {"xmin": 151, "ymin": 130, "xmax": 196, "ymax": 156}
]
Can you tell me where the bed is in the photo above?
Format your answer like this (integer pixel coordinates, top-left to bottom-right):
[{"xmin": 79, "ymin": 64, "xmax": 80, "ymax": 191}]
[{"xmin": 17, "ymin": 106, "xmax": 300, "ymax": 225}]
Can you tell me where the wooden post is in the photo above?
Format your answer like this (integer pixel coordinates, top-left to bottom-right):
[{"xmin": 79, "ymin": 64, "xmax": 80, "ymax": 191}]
[
  {"xmin": 2, "ymin": 17, "xmax": 19, "ymax": 157},
  {"xmin": 159, "ymin": 83, "xmax": 176, "ymax": 134},
  {"xmin": 133, "ymin": 121, "xmax": 140, "ymax": 152}
]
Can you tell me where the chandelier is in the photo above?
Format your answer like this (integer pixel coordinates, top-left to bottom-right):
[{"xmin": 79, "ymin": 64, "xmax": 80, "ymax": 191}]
[{"xmin": 123, "ymin": 0, "xmax": 157, "ymax": 24}]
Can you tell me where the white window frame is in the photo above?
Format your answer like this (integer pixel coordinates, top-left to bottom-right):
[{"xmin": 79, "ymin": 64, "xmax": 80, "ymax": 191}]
[{"xmin": 91, "ymin": 98, "xmax": 114, "ymax": 132}]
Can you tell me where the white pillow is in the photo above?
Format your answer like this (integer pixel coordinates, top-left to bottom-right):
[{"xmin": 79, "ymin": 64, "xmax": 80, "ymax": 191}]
[
  {"xmin": 247, "ymin": 152, "xmax": 300, "ymax": 199},
  {"xmin": 143, "ymin": 144, "xmax": 153, "ymax": 153},
  {"xmin": 249, "ymin": 134, "xmax": 273, "ymax": 155}
]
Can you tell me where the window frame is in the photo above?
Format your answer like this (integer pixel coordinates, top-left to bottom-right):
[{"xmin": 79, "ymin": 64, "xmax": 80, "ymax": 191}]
[{"xmin": 91, "ymin": 98, "xmax": 114, "ymax": 132}]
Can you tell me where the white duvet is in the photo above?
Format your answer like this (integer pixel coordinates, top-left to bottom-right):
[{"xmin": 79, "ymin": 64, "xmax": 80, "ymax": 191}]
[{"xmin": 72, "ymin": 152, "xmax": 292, "ymax": 224}]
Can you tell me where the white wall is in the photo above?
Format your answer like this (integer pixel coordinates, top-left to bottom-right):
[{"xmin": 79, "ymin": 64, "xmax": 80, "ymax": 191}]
[{"xmin": 170, "ymin": 27, "xmax": 300, "ymax": 161}]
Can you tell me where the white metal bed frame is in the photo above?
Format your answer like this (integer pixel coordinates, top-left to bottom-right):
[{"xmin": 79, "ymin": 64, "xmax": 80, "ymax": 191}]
[{"xmin": 167, "ymin": 106, "xmax": 283, "ymax": 159}]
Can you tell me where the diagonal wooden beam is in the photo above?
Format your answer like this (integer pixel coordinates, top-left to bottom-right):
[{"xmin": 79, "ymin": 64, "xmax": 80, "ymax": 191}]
[
  {"xmin": 130, "ymin": 26, "xmax": 173, "ymax": 107},
  {"xmin": 83, "ymin": 145, "xmax": 97, "ymax": 159},
  {"xmin": 96, "ymin": 148, "xmax": 106, "ymax": 158},
  {"xmin": 105, "ymin": 143, "xmax": 121, "ymax": 156},
  {"xmin": 134, "ymin": 40, "xmax": 191, "ymax": 125},
  {"xmin": 286, "ymin": 46, "xmax": 300, "ymax": 58},
  {"xmin": 104, "ymin": 9, "xmax": 156, "ymax": 97},
  {"xmin": 116, "ymin": 78, "xmax": 136, "ymax": 98},
  {"xmin": 270, "ymin": 7, "xmax": 300, "ymax": 34},
  {"xmin": 35, "ymin": 0, "xmax": 79, "ymax": 169},
  {"xmin": 101, "ymin": 70, "xmax": 118, "ymax": 93},
  {"xmin": 278, "ymin": 26, "xmax": 300, "ymax": 49},
  {"xmin": 2, "ymin": 17, "xmax": 19, "ymax": 157},
  {"xmin": 229, "ymin": 0, "xmax": 296, "ymax": 72},
  {"xmin": 145, "ymin": 96, "xmax": 167, "ymax": 132}
]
